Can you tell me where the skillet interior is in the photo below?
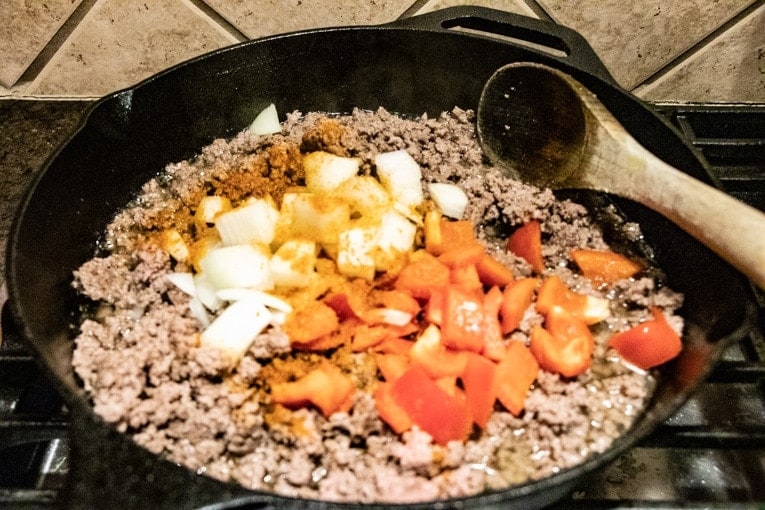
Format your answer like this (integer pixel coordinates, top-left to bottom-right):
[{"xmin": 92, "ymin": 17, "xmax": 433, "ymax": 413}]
[{"xmin": 6, "ymin": 7, "xmax": 756, "ymax": 510}]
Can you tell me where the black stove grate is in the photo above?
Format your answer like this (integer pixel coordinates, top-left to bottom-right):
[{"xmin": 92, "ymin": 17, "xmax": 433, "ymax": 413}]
[{"xmin": 1, "ymin": 103, "xmax": 763, "ymax": 509}]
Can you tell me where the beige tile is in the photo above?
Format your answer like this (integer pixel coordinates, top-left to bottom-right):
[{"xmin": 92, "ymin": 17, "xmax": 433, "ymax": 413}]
[
  {"xmin": 202, "ymin": 0, "xmax": 414, "ymax": 39},
  {"xmin": 416, "ymin": 0, "xmax": 536, "ymax": 18},
  {"xmin": 636, "ymin": 6, "xmax": 765, "ymax": 102},
  {"xmin": 536, "ymin": 0, "xmax": 752, "ymax": 89},
  {"xmin": 0, "ymin": 0, "xmax": 84, "ymax": 88},
  {"xmin": 25, "ymin": 0, "xmax": 238, "ymax": 98}
]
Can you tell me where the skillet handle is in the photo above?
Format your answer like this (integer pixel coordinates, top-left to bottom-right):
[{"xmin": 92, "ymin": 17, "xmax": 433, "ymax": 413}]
[{"xmin": 391, "ymin": 6, "xmax": 616, "ymax": 85}]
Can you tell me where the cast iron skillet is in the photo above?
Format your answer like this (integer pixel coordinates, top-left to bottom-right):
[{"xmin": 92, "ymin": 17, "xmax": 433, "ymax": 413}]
[{"xmin": 6, "ymin": 6, "xmax": 757, "ymax": 510}]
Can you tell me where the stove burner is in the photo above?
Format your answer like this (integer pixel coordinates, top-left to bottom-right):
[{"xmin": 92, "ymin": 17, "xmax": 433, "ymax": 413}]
[{"xmin": 1, "ymin": 103, "xmax": 763, "ymax": 509}]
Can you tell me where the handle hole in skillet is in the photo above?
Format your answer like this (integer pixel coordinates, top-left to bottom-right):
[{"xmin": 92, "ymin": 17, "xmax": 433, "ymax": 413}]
[{"xmin": 441, "ymin": 16, "xmax": 569, "ymax": 58}]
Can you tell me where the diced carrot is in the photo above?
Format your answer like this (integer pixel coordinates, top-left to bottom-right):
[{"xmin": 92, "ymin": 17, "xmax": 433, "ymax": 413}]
[
  {"xmin": 609, "ymin": 307, "xmax": 682, "ymax": 369},
  {"xmin": 506, "ymin": 220, "xmax": 544, "ymax": 273},
  {"xmin": 392, "ymin": 366, "xmax": 473, "ymax": 445},
  {"xmin": 440, "ymin": 285, "xmax": 486, "ymax": 352},
  {"xmin": 500, "ymin": 277, "xmax": 539, "ymax": 334},
  {"xmin": 438, "ymin": 243, "xmax": 485, "ymax": 268},
  {"xmin": 374, "ymin": 382, "xmax": 413, "ymax": 434},
  {"xmin": 530, "ymin": 308, "xmax": 594, "ymax": 378},
  {"xmin": 481, "ymin": 286, "xmax": 506, "ymax": 361},
  {"xmin": 475, "ymin": 253, "xmax": 515, "ymax": 287},
  {"xmin": 495, "ymin": 342, "xmax": 539, "ymax": 416},
  {"xmin": 461, "ymin": 352, "xmax": 498, "ymax": 427},
  {"xmin": 450, "ymin": 264, "xmax": 484, "ymax": 293},
  {"xmin": 394, "ymin": 251, "xmax": 451, "ymax": 299},
  {"xmin": 570, "ymin": 248, "xmax": 642, "ymax": 285},
  {"xmin": 282, "ymin": 301, "xmax": 340, "ymax": 344},
  {"xmin": 270, "ymin": 361, "xmax": 356, "ymax": 418},
  {"xmin": 375, "ymin": 353, "xmax": 411, "ymax": 382},
  {"xmin": 409, "ymin": 324, "xmax": 469, "ymax": 378}
]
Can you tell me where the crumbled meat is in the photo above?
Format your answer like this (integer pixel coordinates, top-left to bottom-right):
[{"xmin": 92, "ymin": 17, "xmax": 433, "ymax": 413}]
[{"xmin": 71, "ymin": 107, "xmax": 683, "ymax": 503}]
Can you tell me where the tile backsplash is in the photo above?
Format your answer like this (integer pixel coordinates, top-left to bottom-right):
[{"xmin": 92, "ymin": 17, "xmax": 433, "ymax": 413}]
[{"xmin": 1, "ymin": 0, "xmax": 763, "ymax": 101}]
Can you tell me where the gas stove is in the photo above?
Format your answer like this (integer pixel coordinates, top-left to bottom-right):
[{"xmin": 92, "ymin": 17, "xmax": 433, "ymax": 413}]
[{"xmin": 1, "ymin": 101, "xmax": 763, "ymax": 509}]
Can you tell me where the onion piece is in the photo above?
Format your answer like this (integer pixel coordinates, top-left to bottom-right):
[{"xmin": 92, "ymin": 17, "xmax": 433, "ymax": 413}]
[
  {"xmin": 428, "ymin": 182, "xmax": 469, "ymax": 219},
  {"xmin": 194, "ymin": 272, "xmax": 222, "ymax": 312},
  {"xmin": 216, "ymin": 288, "xmax": 293, "ymax": 313},
  {"xmin": 165, "ymin": 272, "xmax": 196, "ymax": 296},
  {"xmin": 199, "ymin": 244, "xmax": 274, "ymax": 291},
  {"xmin": 215, "ymin": 197, "xmax": 280, "ymax": 246},
  {"xmin": 200, "ymin": 298, "xmax": 272, "ymax": 364},
  {"xmin": 188, "ymin": 296, "xmax": 211, "ymax": 328},
  {"xmin": 249, "ymin": 103, "xmax": 281, "ymax": 135}
]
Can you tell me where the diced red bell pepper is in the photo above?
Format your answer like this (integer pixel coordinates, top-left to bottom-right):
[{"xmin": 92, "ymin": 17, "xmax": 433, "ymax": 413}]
[
  {"xmin": 392, "ymin": 366, "xmax": 473, "ymax": 445},
  {"xmin": 270, "ymin": 361, "xmax": 356, "ymax": 418},
  {"xmin": 375, "ymin": 353, "xmax": 411, "ymax": 382},
  {"xmin": 440, "ymin": 285, "xmax": 486, "ymax": 352},
  {"xmin": 394, "ymin": 250, "xmax": 451, "ymax": 299},
  {"xmin": 609, "ymin": 307, "xmax": 682, "ymax": 369},
  {"xmin": 438, "ymin": 243, "xmax": 486, "ymax": 268},
  {"xmin": 450, "ymin": 264, "xmax": 484, "ymax": 293},
  {"xmin": 495, "ymin": 341, "xmax": 539, "ymax": 416},
  {"xmin": 530, "ymin": 308, "xmax": 594, "ymax": 378},
  {"xmin": 570, "ymin": 249, "xmax": 642, "ymax": 285},
  {"xmin": 376, "ymin": 289, "xmax": 421, "ymax": 316},
  {"xmin": 427, "ymin": 219, "xmax": 477, "ymax": 256},
  {"xmin": 282, "ymin": 300, "xmax": 340, "ymax": 344},
  {"xmin": 461, "ymin": 352, "xmax": 498, "ymax": 428},
  {"xmin": 350, "ymin": 324, "xmax": 394, "ymax": 352},
  {"xmin": 481, "ymin": 286, "xmax": 506, "ymax": 361},
  {"xmin": 372, "ymin": 337, "xmax": 414, "ymax": 355},
  {"xmin": 374, "ymin": 382, "xmax": 413, "ymax": 434},
  {"xmin": 475, "ymin": 253, "xmax": 515, "ymax": 287},
  {"xmin": 409, "ymin": 324, "xmax": 468, "ymax": 377},
  {"xmin": 536, "ymin": 276, "xmax": 610, "ymax": 325},
  {"xmin": 506, "ymin": 220, "xmax": 544, "ymax": 273},
  {"xmin": 500, "ymin": 277, "xmax": 539, "ymax": 334}
]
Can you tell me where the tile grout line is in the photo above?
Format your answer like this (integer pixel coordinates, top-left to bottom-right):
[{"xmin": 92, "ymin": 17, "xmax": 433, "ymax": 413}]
[
  {"xmin": 12, "ymin": 0, "xmax": 99, "ymax": 88},
  {"xmin": 186, "ymin": 0, "xmax": 249, "ymax": 42},
  {"xmin": 631, "ymin": 0, "xmax": 765, "ymax": 94}
]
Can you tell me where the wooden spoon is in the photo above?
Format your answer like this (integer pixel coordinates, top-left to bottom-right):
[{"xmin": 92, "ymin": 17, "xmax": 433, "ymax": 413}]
[{"xmin": 477, "ymin": 62, "xmax": 765, "ymax": 289}]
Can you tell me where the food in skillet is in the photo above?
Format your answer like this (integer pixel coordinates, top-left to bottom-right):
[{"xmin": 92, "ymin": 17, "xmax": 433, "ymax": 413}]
[{"xmin": 71, "ymin": 105, "xmax": 684, "ymax": 503}]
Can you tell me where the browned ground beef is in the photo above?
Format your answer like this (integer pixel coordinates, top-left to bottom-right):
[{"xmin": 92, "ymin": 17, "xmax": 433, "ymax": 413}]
[{"xmin": 71, "ymin": 107, "xmax": 683, "ymax": 503}]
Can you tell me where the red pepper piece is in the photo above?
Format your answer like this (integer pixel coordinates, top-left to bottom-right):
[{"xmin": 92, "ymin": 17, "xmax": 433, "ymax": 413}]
[
  {"xmin": 270, "ymin": 361, "xmax": 356, "ymax": 418},
  {"xmin": 475, "ymin": 253, "xmax": 515, "ymax": 287},
  {"xmin": 409, "ymin": 324, "xmax": 468, "ymax": 378},
  {"xmin": 440, "ymin": 285, "xmax": 486, "ymax": 352},
  {"xmin": 495, "ymin": 342, "xmax": 539, "ymax": 416},
  {"xmin": 609, "ymin": 307, "xmax": 682, "ymax": 369},
  {"xmin": 481, "ymin": 286, "xmax": 506, "ymax": 361},
  {"xmin": 536, "ymin": 276, "xmax": 609, "ymax": 325},
  {"xmin": 500, "ymin": 277, "xmax": 539, "ymax": 334},
  {"xmin": 450, "ymin": 264, "xmax": 484, "ymax": 293},
  {"xmin": 394, "ymin": 251, "xmax": 451, "ymax": 299},
  {"xmin": 392, "ymin": 366, "xmax": 473, "ymax": 445},
  {"xmin": 506, "ymin": 220, "xmax": 544, "ymax": 273},
  {"xmin": 376, "ymin": 353, "xmax": 411, "ymax": 382},
  {"xmin": 570, "ymin": 248, "xmax": 642, "ymax": 285},
  {"xmin": 461, "ymin": 352, "xmax": 498, "ymax": 427},
  {"xmin": 375, "ymin": 382, "xmax": 413, "ymax": 434},
  {"xmin": 530, "ymin": 308, "xmax": 594, "ymax": 378}
]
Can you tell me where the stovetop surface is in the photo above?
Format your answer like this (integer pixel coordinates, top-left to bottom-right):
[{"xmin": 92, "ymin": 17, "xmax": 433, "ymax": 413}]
[{"xmin": 1, "ymin": 100, "xmax": 763, "ymax": 509}]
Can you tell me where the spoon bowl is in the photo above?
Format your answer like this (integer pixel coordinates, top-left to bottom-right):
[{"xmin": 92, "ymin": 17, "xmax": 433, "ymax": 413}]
[{"xmin": 477, "ymin": 62, "xmax": 765, "ymax": 289}]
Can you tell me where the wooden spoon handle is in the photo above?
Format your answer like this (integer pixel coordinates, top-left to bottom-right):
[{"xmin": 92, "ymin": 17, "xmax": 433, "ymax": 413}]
[{"xmin": 605, "ymin": 140, "xmax": 765, "ymax": 289}]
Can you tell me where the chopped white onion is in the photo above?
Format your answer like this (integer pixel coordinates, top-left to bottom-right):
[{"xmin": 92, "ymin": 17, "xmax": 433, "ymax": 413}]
[
  {"xmin": 428, "ymin": 182, "xmax": 469, "ymax": 219},
  {"xmin": 368, "ymin": 308, "xmax": 413, "ymax": 327},
  {"xmin": 200, "ymin": 298, "xmax": 272, "ymax": 363},
  {"xmin": 199, "ymin": 244, "xmax": 274, "ymax": 291},
  {"xmin": 374, "ymin": 150, "xmax": 423, "ymax": 210},
  {"xmin": 165, "ymin": 272, "xmax": 196, "ymax": 296},
  {"xmin": 249, "ymin": 103, "xmax": 281, "ymax": 135},
  {"xmin": 188, "ymin": 296, "xmax": 211, "ymax": 328},
  {"xmin": 194, "ymin": 272, "xmax": 222, "ymax": 311},
  {"xmin": 304, "ymin": 151, "xmax": 361, "ymax": 194},
  {"xmin": 215, "ymin": 198, "xmax": 280, "ymax": 246},
  {"xmin": 269, "ymin": 311, "xmax": 288, "ymax": 326},
  {"xmin": 216, "ymin": 288, "xmax": 293, "ymax": 313}
]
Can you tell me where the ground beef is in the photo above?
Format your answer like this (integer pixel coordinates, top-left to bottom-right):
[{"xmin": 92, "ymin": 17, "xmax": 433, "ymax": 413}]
[{"xmin": 71, "ymin": 107, "xmax": 683, "ymax": 503}]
